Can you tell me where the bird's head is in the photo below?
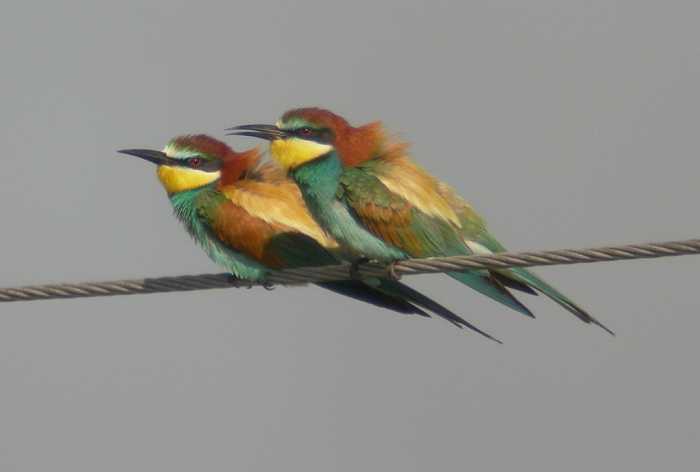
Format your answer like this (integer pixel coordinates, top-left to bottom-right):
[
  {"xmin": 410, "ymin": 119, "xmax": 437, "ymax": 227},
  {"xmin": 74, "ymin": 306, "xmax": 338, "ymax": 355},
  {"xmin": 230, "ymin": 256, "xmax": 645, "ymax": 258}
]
[
  {"xmin": 120, "ymin": 135, "xmax": 262, "ymax": 195},
  {"xmin": 228, "ymin": 108, "xmax": 385, "ymax": 172}
]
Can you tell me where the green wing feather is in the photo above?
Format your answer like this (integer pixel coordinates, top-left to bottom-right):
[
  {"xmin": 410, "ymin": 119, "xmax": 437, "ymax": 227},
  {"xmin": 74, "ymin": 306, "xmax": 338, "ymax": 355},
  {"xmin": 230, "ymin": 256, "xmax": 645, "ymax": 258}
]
[
  {"xmin": 338, "ymin": 161, "xmax": 612, "ymax": 333},
  {"xmin": 461, "ymin": 220, "xmax": 613, "ymax": 334},
  {"xmin": 194, "ymin": 188, "xmax": 498, "ymax": 338},
  {"xmin": 270, "ymin": 231, "xmax": 499, "ymax": 340},
  {"xmin": 273, "ymin": 231, "xmax": 448, "ymax": 317},
  {"xmin": 339, "ymin": 166, "xmax": 464, "ymax": 257},
  {"xmin": 338, "ymin": 165, "xmax": 537, "ymax": 317}
]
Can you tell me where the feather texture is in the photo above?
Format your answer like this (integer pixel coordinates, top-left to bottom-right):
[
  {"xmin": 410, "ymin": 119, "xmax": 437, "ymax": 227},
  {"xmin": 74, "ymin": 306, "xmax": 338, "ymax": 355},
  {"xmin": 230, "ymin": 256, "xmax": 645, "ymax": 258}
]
[
  {"xmin": 267, "ymin": 108, "xmax": 612, "ymax": 334},
  {"xmin": 124, "ymin": 135, "xmax": 494, "ymax": 334}
]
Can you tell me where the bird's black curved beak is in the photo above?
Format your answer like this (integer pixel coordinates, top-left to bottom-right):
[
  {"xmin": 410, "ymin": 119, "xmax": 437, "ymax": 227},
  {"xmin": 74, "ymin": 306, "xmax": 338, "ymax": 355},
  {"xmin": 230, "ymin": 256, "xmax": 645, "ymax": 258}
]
[
  {"xmin": 226, "ymin": 124, "xmax": 288, "ymax": 141},
  {"xmin": 118, "ymin": 149, "xmax": 175, "ymax": 166}
]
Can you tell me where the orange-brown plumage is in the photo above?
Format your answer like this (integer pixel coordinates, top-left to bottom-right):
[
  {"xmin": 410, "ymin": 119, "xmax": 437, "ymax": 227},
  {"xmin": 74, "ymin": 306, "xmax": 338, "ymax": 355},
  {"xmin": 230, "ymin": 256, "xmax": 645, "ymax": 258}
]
[
  {"xmin": 170, "ymin": 135, "xmax": 233, "ymax": 157},
  {"xmin": 125, "ymin": 134, "xmax": 504, "ymax": 332},
  {"xmin": 218, "ymin": 145, "xmax": 265, "ymax": 187},
  {"xmin": 207, "ymin": 174, "xmax": 339, "ymax": 268},
  {"xmin": 255, "ymin": 108, "xmax": 612, "ymax": 334},
  {"xmin": 282, "ymin": 108, "xmax": 386, "ymax": 167},
  {"xmin": 281, "ymin": 108, "xmax": 463, "ymax": 237},
  {"xmin": 203, "ymin": 197, "xmax": 291, "ymax": 269}
]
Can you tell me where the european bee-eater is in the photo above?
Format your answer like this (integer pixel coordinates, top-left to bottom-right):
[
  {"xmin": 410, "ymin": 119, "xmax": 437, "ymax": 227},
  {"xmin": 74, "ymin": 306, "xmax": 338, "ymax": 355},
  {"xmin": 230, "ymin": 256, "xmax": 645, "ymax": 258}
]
[
  {"xmin": 229, "ymin": 108, "xmax": 612, "ymax": 335},
  {"xmin": 120, "ymin": 135, "xmax": 499, "ymax": 340}
]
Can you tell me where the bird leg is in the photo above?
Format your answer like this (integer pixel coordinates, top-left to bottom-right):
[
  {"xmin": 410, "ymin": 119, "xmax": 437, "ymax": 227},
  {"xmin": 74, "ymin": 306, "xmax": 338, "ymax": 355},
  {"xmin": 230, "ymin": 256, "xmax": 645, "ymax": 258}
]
[
  {"xmin": 227, "ymin": 274, "xmax": 255, "ymax": 289},
  {"xmin": 227, "ymin": 274, "xmax": 245, "ymax": 287},
  {"xmin": 349, "ymin": 257, "xmax": 370, "ymax": 280},
  {"xmin": 386, "ymin": 261, "xmax": 402, "ymax": 280}
]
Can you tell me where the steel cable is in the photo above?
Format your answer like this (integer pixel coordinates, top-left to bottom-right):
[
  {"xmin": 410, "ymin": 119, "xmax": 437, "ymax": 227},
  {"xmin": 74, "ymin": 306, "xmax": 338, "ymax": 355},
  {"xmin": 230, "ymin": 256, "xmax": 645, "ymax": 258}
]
[{"xmin": 1, "ymin": 239, "xmax": 698, "ymax": 303}]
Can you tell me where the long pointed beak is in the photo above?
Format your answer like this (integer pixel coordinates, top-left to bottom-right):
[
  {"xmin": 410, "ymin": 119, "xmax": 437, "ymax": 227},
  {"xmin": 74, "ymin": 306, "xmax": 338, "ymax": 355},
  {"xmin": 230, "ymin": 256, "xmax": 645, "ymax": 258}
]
[
  {"xmin": 226, "ymin": 124, "xmax": 288, "ymax": 141},
  {"xmin": 118, "ymin": 149, "xmax": 174, "ymax": 166}
]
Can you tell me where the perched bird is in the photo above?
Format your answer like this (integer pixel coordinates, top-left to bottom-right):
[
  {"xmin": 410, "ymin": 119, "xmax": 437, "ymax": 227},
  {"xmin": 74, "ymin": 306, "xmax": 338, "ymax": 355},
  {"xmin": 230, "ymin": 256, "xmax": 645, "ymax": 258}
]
[
  {"xmin": 120, "ymin": 135, "xmax": 498, "ymax": 340},
  {"xmin": 229, "ymin": 108, "xmax": 612, "ymax": 335}
]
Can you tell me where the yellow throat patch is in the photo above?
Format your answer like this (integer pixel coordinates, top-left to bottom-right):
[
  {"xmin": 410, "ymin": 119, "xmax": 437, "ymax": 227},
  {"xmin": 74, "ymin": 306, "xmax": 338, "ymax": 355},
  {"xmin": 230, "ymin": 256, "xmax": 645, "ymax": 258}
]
[
  {"xmin": 270, "ymin": 138, "xmax": 333, "ymax": 172},
  {"xmin": 156, "ymin": 165, "xmax": 221, "ymax": 194}
]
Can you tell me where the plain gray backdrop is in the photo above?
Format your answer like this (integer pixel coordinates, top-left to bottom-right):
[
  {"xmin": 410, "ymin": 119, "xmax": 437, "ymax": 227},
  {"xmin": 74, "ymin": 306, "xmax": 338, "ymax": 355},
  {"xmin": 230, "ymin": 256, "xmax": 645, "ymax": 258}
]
[{"xmin": 1, "ymin": 1, "xmax": 698, "ymax": 471}]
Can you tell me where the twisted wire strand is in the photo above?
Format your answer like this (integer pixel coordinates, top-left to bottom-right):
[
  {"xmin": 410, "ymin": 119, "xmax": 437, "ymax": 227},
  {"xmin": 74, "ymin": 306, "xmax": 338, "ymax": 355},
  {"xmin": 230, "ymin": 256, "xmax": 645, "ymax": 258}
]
[{"xmin": 1, "ymin": 238, "xmax": 698, "ymax": 303}]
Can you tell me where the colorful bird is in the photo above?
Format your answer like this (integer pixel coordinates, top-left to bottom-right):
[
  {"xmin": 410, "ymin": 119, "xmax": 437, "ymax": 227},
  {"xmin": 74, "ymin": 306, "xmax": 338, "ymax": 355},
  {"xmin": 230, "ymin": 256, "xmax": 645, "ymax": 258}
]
[
  {"xmin": 120, "ymin": 135, "xmax": 498, "ymax": 340},
  {"xmin": 229, "ymin": 108, "xmax": 612, "ymax": 335}
]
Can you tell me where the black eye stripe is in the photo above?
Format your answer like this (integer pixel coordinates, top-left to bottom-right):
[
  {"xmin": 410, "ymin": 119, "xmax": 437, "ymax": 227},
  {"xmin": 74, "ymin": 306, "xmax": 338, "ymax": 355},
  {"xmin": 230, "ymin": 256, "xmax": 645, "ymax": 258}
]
[
  {"xmin": 294, "ymin": 127, "xmax": 335, "ymax": 144},
  {"xmin": 182, "ymin": 156, "xmax": 223, "ymax": 172}
]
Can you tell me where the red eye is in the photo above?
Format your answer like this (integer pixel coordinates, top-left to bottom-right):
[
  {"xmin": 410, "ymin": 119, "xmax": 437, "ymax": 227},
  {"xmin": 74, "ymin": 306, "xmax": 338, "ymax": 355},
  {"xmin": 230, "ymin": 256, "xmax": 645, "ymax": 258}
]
[
  {"xmin": 299, "ymin": 127, "xmax": 312, "ymax": 136},
  {"xmin": 189, "ymin": 157, "xmax": 202, "ymax": 167}
]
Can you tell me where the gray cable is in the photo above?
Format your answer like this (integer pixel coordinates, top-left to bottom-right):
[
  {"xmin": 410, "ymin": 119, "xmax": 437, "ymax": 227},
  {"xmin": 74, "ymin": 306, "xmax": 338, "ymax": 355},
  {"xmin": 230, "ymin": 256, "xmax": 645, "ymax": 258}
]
[{"xmin": 1, "ymin": 239, "xmax": 698, "ymax": 303}]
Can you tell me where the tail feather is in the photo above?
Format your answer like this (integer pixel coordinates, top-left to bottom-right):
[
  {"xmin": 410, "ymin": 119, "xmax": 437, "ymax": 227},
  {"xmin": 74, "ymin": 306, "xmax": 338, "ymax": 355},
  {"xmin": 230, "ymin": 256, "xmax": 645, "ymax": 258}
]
[
  {"xmin": 495, "ymin": 267, "xmax": 614, "ymax": 336},
  {"xmin": 315, "ymin": 280, "xmax": 429, "ymax": 317},
  {"xmin": 273, "ymin": 233, "xmax": 501, "ymax": 337},
  {"xmin": 462, "ymin": 233, "xmax": 613, "ymax": 334},
  {"xmin": 448, "ymin": 271, "xmax": 535, "ymax": 318},
  {"xmin": 371, "ymin": 277, "xmax": 501, "ymax": 343},
  {"xmin": 491, "ymin": 272, "xmax": 538, "ymax": 295}
]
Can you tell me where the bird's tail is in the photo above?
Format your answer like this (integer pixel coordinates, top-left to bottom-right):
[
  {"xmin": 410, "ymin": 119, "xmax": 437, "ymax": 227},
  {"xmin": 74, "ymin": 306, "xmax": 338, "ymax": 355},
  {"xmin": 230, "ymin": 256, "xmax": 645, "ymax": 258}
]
[
  {"xmin": 447, "ymin": 271, "xmax": 535, "ymax": 318},
  {"xmin": 496, "ymin": 267, "xmax": 614, "ymax": 335},
  {"xmin": 315, "ymin": 280, "xmax": 427, "ymax": 316},
  {"xmin": 369, "ymin": 277, "xmax": 501, "ymax": 343}
]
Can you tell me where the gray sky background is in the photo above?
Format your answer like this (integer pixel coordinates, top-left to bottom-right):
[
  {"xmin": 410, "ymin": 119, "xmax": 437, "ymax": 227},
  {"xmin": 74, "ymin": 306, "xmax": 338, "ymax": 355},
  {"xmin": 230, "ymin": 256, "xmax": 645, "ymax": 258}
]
[{"xmin": 1, "ymin": 1, "xmax": 699, "ymax": 471}]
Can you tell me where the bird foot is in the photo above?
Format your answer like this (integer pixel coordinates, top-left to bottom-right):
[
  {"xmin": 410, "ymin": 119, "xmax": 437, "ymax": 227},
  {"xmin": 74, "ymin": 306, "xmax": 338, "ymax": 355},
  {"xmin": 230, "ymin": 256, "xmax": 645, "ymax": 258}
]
[
  {"xmin": 386, "ymin": 261, "xmax": 402, "ymax": 280},
  {"xmin": 262, "ymin": 282, "xmax": 276, "ymax": 291},
  {"xmin": 227, "ymin": 274, "xmax": 256, "ymax": 289},
  {"xmin": 349, "ymin": 257, "xmax": 370, "ymax": 280},
  {"xmin": 227, "ymin": 274, "xmax": 246, "ymax": 287}
]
